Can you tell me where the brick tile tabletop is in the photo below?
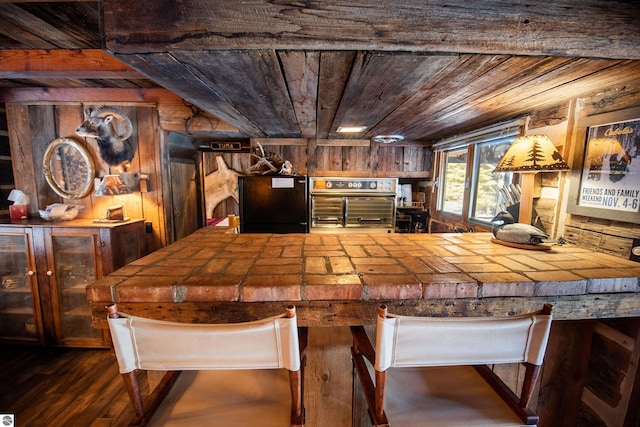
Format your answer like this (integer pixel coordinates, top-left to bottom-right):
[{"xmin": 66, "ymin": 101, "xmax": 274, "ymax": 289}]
[{"xmin": 87, "ymin": 228, "xmax": 640, "ymax": 305}]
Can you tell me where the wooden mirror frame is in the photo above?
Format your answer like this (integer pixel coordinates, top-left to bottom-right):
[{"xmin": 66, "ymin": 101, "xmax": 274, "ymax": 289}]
[{"xmin": 43, "ymin": 137, "xmax": 96, "ymax": 199}]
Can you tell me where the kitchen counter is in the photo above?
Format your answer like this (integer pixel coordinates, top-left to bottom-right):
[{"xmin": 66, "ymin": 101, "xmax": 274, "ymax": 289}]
[{"xmin": 87, "ymin": 227, "xmax": 640, "ymax": 328}]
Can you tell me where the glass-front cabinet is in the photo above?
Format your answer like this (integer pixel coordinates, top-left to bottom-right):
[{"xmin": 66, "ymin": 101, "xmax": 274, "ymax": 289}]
[
  {"xmin": 46, "ymin": 229, "xmax": 104, "ymax": 345},
  {"xmin": 0, "ymin": 219, "xmax": 146, "ymax": 347},
  {"xmin": 0, "ymin": 227, "xmax": 43, "ymax": 344}
]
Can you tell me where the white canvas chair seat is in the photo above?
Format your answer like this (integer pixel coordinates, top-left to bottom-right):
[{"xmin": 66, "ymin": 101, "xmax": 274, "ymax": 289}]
[
  {"xmin": 148, "ymin": 369, "xmax": 293, "ymax": 427},
  {"xmin": 351, "ymin": 304, "xmax": 553, "ymax": 427},
  {"xmin": 369, "ymin": 366, "xmax": 530, "ymax": 427},
  {"xmin": 106, "ymin": 304, "xmax": 306, "ymax": 427}
]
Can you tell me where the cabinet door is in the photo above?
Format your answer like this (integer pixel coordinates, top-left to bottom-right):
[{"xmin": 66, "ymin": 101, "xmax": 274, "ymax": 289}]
[
  {"xmin": 99, "ymin": 221, "xmax": 147, "ymax": 272},
  {"xmin": 0, "ymin": 228, "xmax": 43, "ymax": 344},
  {"xmin": 44, "ymin": 228, "xmax": 105, "ymax": 346}
]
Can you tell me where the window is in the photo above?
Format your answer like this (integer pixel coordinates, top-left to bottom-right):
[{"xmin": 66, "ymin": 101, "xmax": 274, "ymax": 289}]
[
  {"xmin": 434, "ymin": 119, "xmax": 523, "ymax": 227},
  {"xmin": 440, "ymin": 149, "xmax": 467, "ymax": 215},
  {"xmin": 469, "ymin": 138, "xmax": 514, "ymax": 223}
]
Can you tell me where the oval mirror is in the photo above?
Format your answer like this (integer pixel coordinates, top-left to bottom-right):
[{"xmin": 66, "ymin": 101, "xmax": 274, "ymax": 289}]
[{"xmin": 43, "ymin": 137, "xmax": 96, "ymax": 199}]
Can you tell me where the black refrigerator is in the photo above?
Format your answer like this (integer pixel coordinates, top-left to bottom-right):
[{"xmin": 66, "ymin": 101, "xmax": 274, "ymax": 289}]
[{"xmin": 239, "ymin": 175, "xmax": 309, "ymax": 233}]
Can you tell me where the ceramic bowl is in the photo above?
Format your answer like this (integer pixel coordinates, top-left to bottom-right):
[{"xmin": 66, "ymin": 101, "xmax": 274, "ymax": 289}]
[{"xmin": 38, "ymin": 207, "xmax": 79, "ymax": 221}]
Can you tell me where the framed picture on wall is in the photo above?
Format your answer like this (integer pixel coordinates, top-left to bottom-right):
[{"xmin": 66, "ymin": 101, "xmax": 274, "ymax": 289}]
[{"xmin": 568, "ymin": 106, "xmax": 640, "ymax": 224}]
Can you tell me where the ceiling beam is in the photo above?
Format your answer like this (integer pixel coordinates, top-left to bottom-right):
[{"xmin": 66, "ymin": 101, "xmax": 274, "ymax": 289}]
[
  {"xmin": 0, "ymin": 87, "xmax": 182, "ymax": 103},
  {"xmin": 115, "ymin": 52, "xmax": 266, "ymax": 137},
  {"xmin": 0, "ymin": 87, "xmax": 241, "ymax": 134},
  {"xmin": 0, "ymin": 49, "xmax": 146, "ymax": 79},
  {"xmin": 103, "ymin": 0, "xmax": 640, "ymax": 60},
  {"xmin": 0, "ymin": 1, "xmax": 97, "ymax": 3}
]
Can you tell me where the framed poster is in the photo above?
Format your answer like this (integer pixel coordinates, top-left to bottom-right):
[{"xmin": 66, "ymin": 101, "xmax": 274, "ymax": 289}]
[{"xmin": 568, "ymin": 106, "xmax": 640, "ymax": 224}]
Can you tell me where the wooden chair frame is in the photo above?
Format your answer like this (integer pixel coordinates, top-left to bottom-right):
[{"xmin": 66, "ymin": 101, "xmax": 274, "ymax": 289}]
[
  {"xmin": 106, "ymin": 304, "xmax": 308, "ymax": 427},
  {"xmin": 351, "ymin": 304, "xmax": 553, "ymax": 427}
]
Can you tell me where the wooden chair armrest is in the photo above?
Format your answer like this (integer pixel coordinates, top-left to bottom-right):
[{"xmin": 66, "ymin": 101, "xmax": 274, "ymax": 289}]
[
  {"xmin": 298, "ymin": 326, "xmax": 309, "ymax": 360},
  {"xmin": 350, "ymin": 325, "xmax": 376, "ymax": 364},
  {"xmin": 351, "ymin": 346, "xmax": 389, "ymax": 426},
  {"xmin": 124, "ymin": 370, "xmax": 181, "ymax": 427},
  {"xmin": 474, "ymin": 365, "xmax": 538, "ymax": 425}
]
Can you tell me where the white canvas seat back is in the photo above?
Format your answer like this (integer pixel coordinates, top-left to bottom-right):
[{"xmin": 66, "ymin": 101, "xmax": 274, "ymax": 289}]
[
  {"xmin": 108, "ymin": 312, "xmax": 301, "ymax": 374},
  {"xmin": 375, "ymin": 312, "xmax": 552, "ymax": 371}
]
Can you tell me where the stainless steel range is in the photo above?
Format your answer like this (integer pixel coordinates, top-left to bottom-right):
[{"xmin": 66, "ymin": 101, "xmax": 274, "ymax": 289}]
[{"xmin": 309, "ymin": 177, "xmax": 398, "ymax": 233}]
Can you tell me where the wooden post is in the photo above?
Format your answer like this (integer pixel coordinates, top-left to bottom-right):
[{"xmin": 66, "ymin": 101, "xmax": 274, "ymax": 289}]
[{"xmin": 518, "ymin": 173, "xmax": 536, "ymax": 225}]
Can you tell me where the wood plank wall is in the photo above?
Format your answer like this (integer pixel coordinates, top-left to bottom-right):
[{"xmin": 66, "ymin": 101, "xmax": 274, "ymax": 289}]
[
  {"xmin": 6, "ymin": 103, "xmax": 165, "ymax": 251},
  {"xmin": 248, "ymin": 138, "xmax": 433, "ymax": 178},
  {"xmin": 200, "ymin": 139, "xmax": 433, "ymax": 220},
  {"xmin": 0, "ymin": 103, "xmax": 12, "ymax": 217},
  {"xmin": 577, "ymin": 319, "xmax": 640, "ymax": 426},
  {"xmin": 562, "ymin": 77, "xmax": 640, "ymax": 258}
]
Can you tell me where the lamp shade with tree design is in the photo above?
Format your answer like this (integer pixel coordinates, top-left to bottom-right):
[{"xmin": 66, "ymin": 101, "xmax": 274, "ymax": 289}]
[
  {"xmin": 494, "ymin": 134, "xmax": 570, "ymax": 224},
  {"xmin": 494, "ymin": 134, "xmax": 570, "ymax": 172}
]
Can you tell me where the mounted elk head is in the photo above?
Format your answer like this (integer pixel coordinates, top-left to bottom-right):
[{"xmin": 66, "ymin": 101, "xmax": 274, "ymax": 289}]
[
  {"xmin": 76, "ymin": 106, "xmax": 135, "ymax": 172},
  {"xmin": 204, "ymin": 155, "xmax": 242, "ymax": 219}
]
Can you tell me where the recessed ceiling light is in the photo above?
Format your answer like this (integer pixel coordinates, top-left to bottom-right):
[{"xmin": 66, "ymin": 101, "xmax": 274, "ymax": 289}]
[{"xmin": 337, "ymin": 126, "xmax": 367, "ymax": 133}]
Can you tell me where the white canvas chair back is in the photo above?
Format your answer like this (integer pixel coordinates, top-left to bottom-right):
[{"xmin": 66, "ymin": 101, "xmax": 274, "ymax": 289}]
[
  {"xmin": 350, "ymin": 304, "xmax": 553, "ymax": 427},
  {"xmin": 375, "ymin": 310, "xmax": 552, "ymax": 371},
  {"xmin": 108, "ymin": 310, "xmax": 301, "ymax": 373},
  {"xmin": 106, "ymin": 304, "xmax": 305, "ymax": 427}
]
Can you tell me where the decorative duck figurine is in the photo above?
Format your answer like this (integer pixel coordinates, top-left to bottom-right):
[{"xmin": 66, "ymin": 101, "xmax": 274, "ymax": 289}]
[{"xmin": 491, "ymin": 211, "xmax": 549, "ymax": 245}]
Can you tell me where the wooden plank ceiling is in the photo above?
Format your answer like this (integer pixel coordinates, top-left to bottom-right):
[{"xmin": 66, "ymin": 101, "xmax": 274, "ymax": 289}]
[{"xmin": 1, "ymin": 1, "xmax": 640, "ymax": 143}]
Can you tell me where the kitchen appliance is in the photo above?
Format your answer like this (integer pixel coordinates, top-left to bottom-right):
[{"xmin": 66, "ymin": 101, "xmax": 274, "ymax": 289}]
[
  {"xmin": 309, "ymin": 177, "xmax": 398, "ymax": 233},
  {"xmin": 239, "ymin": 175, "xmax": 308, "ymax": 233}
]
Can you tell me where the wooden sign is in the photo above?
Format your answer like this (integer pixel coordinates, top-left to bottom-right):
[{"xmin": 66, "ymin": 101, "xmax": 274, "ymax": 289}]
[{"xmin": 199, "ymin": 141, "xmax": 249, "ymax": 153}]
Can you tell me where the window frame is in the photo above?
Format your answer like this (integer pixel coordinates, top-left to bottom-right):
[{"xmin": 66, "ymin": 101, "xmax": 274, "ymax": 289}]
[
  {"xmin": 467, "ymin": 137, "xmax": 516, "ymax": 227},
  {"xmin": 433, "ymin": 119, "xmax": 524, "ymax": 228},
  {"xmin": 437, "ymin": 146, "xmax": 472, "ymax": 218}
]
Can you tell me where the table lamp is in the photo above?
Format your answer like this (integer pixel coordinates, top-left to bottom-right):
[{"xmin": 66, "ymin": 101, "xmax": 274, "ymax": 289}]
[
  {"xmin": 494, "ymin": 134, "xmax": 570, "ymax": 224},
  {"xmin": 94, "ymin": 174, "xmax": 131, "ymax": 221}
]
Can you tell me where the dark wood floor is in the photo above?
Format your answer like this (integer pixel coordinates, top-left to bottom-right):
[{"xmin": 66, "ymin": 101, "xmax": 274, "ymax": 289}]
[
  {"xmin": 0, "ymin": 345, "xmax": 134, "ymax": 427},
  {"xmin": 1, "ymin": 327, "xmax": 356, "ymax": 427}
]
